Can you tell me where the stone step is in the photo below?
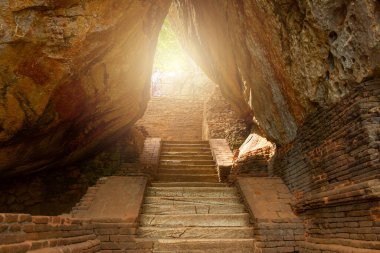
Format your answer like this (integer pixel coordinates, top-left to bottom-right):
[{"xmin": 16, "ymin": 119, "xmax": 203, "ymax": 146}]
[
  {"xmin": 138, "ymin": 227, "xmax": 254, "ymax": 239},
  {"xmin": 163, "ymin": 141, "xmax": 209, "ymax": 145},
  {"xmin": 140, "ymin": 214, "xmax": 250, "ymax": 227},
  {"xmin": 160, "ymin": 154, "xmax": 213, "ymax": 160},
  {"xmin": 144, "ymin": 196, "xmax": 242, "ymax": 205},
  {"xmin": 159, "ymin": 164, "xmax": 216, "ymax": 170},
  {"xmin": 161, "ymin": 147, "xmax": 211, "ymax": 152},
  {"xmin": 160, "ymin": 160, "xmax": 215, "ymax": 166},
  {"xmin": 162, "ymin": 143, "xmax": 210, "ymax": 148},
  {"xmin": 151, "ymin": 182, "xmax": 226, "ymax": 187},
  {"xmin": 159, "ymin": 167, "xmax": 216, "ymax": 174},
  {"xmin": 156, "ymin": 174, "xmax": 218, "ymax": 182},
  {"xmin": 146, "ymin": 187, "xmax": 237, "ymax": 198},
  {"xmin": 160, "ymin": 152, "xmax": 213, "ymax": 158},
  {"xmin": 142, "ymin": 204, "xmax": 247, "ymax": 214},
  {"xmin": 151, "ymin": 238, "xmax": 255, "ymax": 252}
]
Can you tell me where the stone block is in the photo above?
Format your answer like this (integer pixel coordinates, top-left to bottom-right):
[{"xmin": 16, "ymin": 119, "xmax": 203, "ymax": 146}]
[
  {"xmin": 32, "ymin": 216, "xmax": 50, "ymax": 224},
  {"xmin": 4, "ymin": 214, "xmax": 19, "ymax": 223}
]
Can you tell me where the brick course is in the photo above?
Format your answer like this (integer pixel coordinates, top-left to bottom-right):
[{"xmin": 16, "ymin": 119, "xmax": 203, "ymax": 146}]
[
  {"xmin": 273, "ymin": 79, "xmax": 380, "ymax": 252},
  {"xmin": 0, "ymin": 213, "xmax": 100, "ymax": 253}
]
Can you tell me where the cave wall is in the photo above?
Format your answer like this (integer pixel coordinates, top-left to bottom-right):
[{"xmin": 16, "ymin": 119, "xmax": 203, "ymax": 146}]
[
  {"xmin": 273, "ymin": 80, "xmax": 380, "ymax": 251},
  {"xmin": 0, "ymin": 0, "xmax": 171, "ymax": 177},
  {"xmin": 170, "ymin": 0, "xmax": 380, "ymax": 145}
]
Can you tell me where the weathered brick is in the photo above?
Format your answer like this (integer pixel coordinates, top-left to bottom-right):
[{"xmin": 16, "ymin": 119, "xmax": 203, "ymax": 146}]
[
  {"xmin": 32, "ymin": 216, "xmax": 49, "ymax": 224},
  {"xmin": 109, "ymin": 235, "xmax": 134, "ymax": 242},
  {"xmin": 4, "ymin": 214, "xmax": 19, "ymax": 223}
]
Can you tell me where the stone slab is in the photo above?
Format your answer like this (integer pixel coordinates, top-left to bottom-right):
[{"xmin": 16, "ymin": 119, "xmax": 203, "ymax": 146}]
[
  {"xmin": 237, "ymin": 177, "xmax": 296, "ymax": 220},
  {"xmin": 138, "ymin": 227, "xmax": 254, "ymax": 239},
  {"xmin": 140, "ymin": 213, "xmax": 250, "ymax": 227},
  {"xmin": 142, "ymin": 203, "xmax": 246, "ymax": 214},
  {"xmin": 75, "ymin": 176, "xmax": 147, "ymax": 222}
]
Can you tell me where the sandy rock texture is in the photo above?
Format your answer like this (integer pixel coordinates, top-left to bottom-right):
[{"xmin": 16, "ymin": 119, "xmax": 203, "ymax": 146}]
[
  {"xmin": 0, "ymin": 0, "xmax": 171, "ymax": 176},
  {"xmin": 170, "ymin": 0, "xmax": 380, "ymax": 144}
]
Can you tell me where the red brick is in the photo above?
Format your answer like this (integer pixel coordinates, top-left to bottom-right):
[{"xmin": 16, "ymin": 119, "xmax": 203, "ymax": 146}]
[
  {"xmin": 18, "ymin": 214, "xmax": 32, "ymax": 223},
  {"xmin": 32, "ymin": 216, "xmax": 49, "ymax": 224},
  {"xmin": 4, "ymin": 214, "xmax": 19, "ymax": 223}
]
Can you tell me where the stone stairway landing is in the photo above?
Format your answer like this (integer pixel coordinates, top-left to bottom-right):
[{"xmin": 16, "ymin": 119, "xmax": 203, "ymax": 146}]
[{"xmin": 137, "ymin": 140, "xmax": 255, "ymax": 252}]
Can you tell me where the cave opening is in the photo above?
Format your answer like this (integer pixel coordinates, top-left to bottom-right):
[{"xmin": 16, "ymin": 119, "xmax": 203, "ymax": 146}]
[
  {"xmin": 136, "ymin": 17, "xmax": 215, "ymax": 141},
  {"xmin": 149, "ymin": 17, "xmax": 211, "ymax": 99}
]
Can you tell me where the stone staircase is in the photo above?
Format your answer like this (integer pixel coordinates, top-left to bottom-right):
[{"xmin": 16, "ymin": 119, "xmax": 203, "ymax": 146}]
[{"xmin": 138, "ymin": 140, "xmax": 255, "ymax": 252}]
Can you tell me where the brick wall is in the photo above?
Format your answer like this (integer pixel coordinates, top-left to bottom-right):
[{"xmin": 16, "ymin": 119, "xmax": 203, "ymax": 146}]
[
  {"xmin": 0, "ymin": 213, "xmax": 100, "ymax": 253},
  {"xmin": 209, "ymin": 139, "xmax": 233, "ymax": 182},
  {"xmin": 0, "ymin": 214, "xmax": 153, "ymax": 253},
  {"xmin": 273, "ymin": 80, "xmax": 380, "ymax": 252},
  {"xmin": 237, "ymin": 177, "xmax": 305, "ymax": 253}
]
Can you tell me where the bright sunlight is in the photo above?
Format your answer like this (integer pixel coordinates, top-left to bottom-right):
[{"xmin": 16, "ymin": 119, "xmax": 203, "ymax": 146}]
[{"xmin": 153, "ymin": 18, "xmax": 196, "ymax": 72}]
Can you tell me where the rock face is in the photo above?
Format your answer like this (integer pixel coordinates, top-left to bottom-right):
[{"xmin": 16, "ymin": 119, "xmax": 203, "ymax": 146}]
[
  {"xmin": 0, "ymin": 0, "xmax": 171, "ymax": 176},
  {"xmin": 170, "ymin": 0, "xmax": 380, "ymax": 144}
]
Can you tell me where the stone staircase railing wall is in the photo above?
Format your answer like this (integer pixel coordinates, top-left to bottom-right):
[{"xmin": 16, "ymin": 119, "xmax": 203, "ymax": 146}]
[
  {"xmin": 237, "ymin": 177, "xmax": 305, "ymax": 253},
  {"xmin": 273, "ymin": 80, "xmax": 380, "ymax": 252},
  {"xmin": 209, "ymin": 139, "xmax": 233, "ymax": 182}
]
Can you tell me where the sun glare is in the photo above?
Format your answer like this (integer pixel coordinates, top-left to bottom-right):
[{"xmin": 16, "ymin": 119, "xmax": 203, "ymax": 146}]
[{"xmin": 153, "ymin": 18, "xmax": 195, "ymax": 73}]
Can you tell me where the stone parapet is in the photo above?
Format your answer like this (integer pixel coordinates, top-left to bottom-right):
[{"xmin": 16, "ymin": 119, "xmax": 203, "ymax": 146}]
[{"xmin": 209, "ymin": 139, "xmax": 233, "ymax": 182}]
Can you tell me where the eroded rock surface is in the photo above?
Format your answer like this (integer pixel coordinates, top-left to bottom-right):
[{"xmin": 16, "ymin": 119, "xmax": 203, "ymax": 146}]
[
  {"xmin": 0, "ymin": 0, "xmax": 171, "ymax": 176},
  {"xmin": 170, "ymin": 0, "xmax": 380, "ymax": 144}
]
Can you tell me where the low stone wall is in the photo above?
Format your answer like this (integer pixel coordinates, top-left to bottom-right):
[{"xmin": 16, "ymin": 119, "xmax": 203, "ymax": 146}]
[
  {"xmin": 274, "ymin": 80, "xmax": 380, "ymax": 252},
  {"xmin": 0, "ymin": 213, "xmax": 100, "ymax": 253},
  {"xmin": 209, "ymin": 139, "xmax": 233, "ymax": 182},
  {"xmin": 237, "ymin": 177, "xmax": 305, "ymax": 253},
  {"xmin": 0, "ymin": 214, "xmax": 154, "ymax": 253}
]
